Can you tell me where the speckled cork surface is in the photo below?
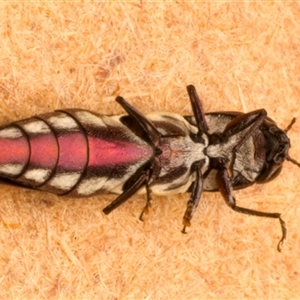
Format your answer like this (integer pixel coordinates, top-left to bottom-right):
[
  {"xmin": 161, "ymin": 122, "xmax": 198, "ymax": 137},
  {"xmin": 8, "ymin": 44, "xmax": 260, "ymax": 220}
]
[{"xmin": 0, "ymin": 2, "xmax": 300, "ymax": 299}]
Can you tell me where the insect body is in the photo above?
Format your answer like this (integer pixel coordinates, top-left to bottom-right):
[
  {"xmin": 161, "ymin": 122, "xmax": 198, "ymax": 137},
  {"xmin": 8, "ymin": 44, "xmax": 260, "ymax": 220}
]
[{"xmin": 0, "ymin": 85, "xmax": 298, "ymax": 251}]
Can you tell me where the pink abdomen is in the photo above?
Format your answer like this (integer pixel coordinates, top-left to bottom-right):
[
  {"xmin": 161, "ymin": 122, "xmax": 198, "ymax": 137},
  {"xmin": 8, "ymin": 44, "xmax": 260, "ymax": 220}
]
[{"xmin": 0, "ymin": 109, "xmax": 153, "ymax": 196}]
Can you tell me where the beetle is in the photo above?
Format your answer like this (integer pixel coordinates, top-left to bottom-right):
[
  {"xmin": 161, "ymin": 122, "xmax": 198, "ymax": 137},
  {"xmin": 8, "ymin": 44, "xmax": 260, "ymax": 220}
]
[{"xmin": 0, "ymin": 85, "xmax": 298, "ymax": 251}]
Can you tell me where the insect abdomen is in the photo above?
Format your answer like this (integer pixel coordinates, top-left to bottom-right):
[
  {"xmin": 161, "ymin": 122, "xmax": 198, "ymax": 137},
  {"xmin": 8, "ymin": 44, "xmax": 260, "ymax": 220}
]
[{"xmin": 0, "ymin": 109, "xmax": 154, "ymax": 196}]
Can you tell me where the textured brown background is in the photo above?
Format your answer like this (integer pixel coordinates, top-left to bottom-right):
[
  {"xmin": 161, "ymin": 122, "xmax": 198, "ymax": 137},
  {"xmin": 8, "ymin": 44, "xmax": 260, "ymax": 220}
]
[{"xmin": 0, "ymin": 2, "xmax": 300, "ymax": 299}]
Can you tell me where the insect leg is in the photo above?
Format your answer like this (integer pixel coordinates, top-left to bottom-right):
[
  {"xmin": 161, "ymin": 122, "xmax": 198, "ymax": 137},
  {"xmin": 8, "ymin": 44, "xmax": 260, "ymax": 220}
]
[
  {"xmin": 186, "ymin": 85, "xmax": 209, "ymax": 133},
  {"xmin": 223, "ymin": 109, "xmax": 267, "ymax": 152},
  {"xmin": 104, "ymin": 97, "xmax": 163, "ymax": 217},
  {"xmin": 221, "ymin": 110, "xmax": 268, "ymax": 174},
  {"xmin": 116, "ymin": 96, "xmax": 161, "ymax": 147},
  {"xmin": 139, "ymin": 178, "xmax": 152, "ymax": 221},
  {"xmin": 102, "ymin": 169, "xmax": 151, "ymax": 214},
  {"xmin": 215, "ymin": 161, "xmax": 286, "ymax": 252},
  {"xmin": 182, "ymin": 160, "xmax": 205, "ymax": 233}
]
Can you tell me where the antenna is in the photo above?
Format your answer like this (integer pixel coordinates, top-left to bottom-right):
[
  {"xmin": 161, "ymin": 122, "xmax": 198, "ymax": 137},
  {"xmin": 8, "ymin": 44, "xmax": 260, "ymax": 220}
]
[{"xmin": 285, "ymin": 117, "xmax": 300, "ymax": 167}]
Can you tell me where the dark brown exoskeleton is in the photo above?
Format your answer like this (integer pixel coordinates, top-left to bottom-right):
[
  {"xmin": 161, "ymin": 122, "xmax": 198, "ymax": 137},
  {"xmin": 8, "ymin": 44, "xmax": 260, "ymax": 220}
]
[{"xmin": 0, "ymin": 85, "xmax": 298, "ymax": 251}]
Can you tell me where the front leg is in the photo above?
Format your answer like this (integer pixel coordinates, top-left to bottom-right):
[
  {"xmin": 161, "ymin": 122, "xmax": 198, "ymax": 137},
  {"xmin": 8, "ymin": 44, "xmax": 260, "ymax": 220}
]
[
  {"xmin": 223, "ymin": 109, "xmax": 267, "ymax": 152},
  {"xmin": 215, "ymin": 158, "xmax": 286, "ymax": 252}
]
